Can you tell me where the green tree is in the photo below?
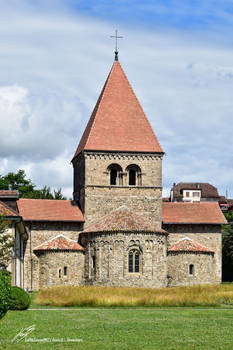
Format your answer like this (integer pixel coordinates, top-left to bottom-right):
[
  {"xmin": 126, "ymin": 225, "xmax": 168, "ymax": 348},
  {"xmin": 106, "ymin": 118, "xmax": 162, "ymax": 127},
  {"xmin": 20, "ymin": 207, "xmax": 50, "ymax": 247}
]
[
  {"xmin": 0, "ymin": 215, "xmax": 14, "ymax": 270},
  {"xmin": 0, "ymin": 170, "xmax": 35, "ymax": 197},
  {"xmin": 0, "ymin": 170, "xmax": 66, "ymax": 200},
  {"xmin": 222, "ymin": 212, "xmax": 233, "ymax": 281}
]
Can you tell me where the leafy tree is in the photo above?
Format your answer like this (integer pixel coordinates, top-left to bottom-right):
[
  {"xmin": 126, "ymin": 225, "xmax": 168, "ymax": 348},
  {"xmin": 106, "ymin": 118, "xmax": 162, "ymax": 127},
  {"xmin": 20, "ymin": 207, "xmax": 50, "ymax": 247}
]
[
  {"xmin": 222, "ymin": 212, "xmax": 233, "ymax": 281},
  {"xmin": 224, "ymin": 210, "xmax": 233, "ymax": 223},
  {"xmin": 0, "ymin": 170, "xmax": 66, "ymax": 200},
  {"xmin": 0, "ymin": 170, "xmax": 35, "ymax": 197},
  {"xmin": 0, "ymin": 215, "xmax": 14, "ymax": 270}
]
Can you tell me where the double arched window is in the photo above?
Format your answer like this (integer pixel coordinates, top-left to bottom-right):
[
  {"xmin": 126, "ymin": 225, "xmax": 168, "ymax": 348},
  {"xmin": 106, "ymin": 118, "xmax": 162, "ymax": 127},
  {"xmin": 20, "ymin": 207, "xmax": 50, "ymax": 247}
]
[
  {"xmin": 108, "ymin": 164, "xmax": 123, "ymax": 186},
  {"xmin": 128, "ymin": 249, "xmax": 141, "ymax": 273},
  {"xmin": 126, "ymin": 165, "xmax": 141, "ymax": 186}
]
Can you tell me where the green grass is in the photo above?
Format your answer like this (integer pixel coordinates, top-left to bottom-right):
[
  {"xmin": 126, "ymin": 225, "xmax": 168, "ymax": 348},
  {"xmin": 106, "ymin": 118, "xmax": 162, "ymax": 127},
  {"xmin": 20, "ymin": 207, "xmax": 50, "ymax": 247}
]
[
  {"xmin": 1, "ymin": 307, "xmax": 233, "ymax": 349},
  {"xmin": 35, "ymin": 284, "xmax": 233, "ymax": 307}
]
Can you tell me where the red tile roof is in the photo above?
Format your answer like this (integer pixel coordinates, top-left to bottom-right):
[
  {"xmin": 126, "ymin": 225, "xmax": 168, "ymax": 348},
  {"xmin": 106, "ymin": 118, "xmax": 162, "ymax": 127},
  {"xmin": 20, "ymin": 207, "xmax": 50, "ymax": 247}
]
[
  {"xmin": 73, "ymin": 61, "xmax": 163, "ymax": 159},
  {"xmin": 0, "ymin": 190, "xmax": 19, "ymax": 198},
  {"xmin": 168, "ymin": 237, "xmax": 214, "ymax": 253},
  {"xmin": 0, "ymin": 201, "xmax": 19, "ymax": 217},
  {"xmin": 34, "ymin": 235, "xmax": 84, "ymax": 251},
  {"xmin": 17, "ymin": 199, "xmax": 84, "ymax": 222},
  {"xmin": 162, "ymin": 202, "xmax": 227, "ymax": 224},
  {"xmin": 84, "ymin": 206, "xmax": 167, "ymax": 233}
]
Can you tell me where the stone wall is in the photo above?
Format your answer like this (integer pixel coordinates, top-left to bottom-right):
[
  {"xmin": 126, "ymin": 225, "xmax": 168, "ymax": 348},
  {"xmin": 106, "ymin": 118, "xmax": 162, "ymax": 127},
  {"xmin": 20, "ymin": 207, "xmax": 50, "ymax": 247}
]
[
  {"xmin": 167, "ymin": 252, "xmax": 215, "ymax": 286},
  {"xmin": 73, "ymin": 151, "xmax": 163, "ymax": 227},
  {"xmin": 164, "ymin": 224, "xmax": 222, "ymax": 285},
  {"xmin": 35, "ymin": 250, "xmax": 85, "ymax": 289},
  {"xmin": 81, "ymin": 231, "xmax": 167, "ymax": 288},
  {"xmin": 24, "ymin": 221, "xmax": 83, "ymax": 291}
]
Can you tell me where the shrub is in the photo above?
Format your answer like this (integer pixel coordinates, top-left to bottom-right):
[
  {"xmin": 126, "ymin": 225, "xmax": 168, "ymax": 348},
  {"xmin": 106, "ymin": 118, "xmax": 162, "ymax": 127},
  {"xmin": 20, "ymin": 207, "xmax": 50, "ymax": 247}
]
[
  {"xmin": 9, "ymin": 286, "xmax": 31, "ymax": 310},
  {"xmin": 0, "ymin": 270, "xmax": 11, "ymax": 319}
]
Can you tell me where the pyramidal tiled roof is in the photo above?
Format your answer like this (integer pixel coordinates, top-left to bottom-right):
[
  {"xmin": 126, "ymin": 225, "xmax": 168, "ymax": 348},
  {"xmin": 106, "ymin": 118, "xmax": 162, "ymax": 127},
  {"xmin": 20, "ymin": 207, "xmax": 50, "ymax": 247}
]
[
  {"xmin": 83, "ymin": 206, "xmax": 167, "ymax": 234},
  {"xmin": 33, "ymin": 235, "xmax": 84, "ymax": 251},
  {"xmin": 168, "ymin": 237, "xmax": 214, "ymax": 253},
  {"xmin": 73, "ymin": 61, "xmax": 163, "ymax": 159}
]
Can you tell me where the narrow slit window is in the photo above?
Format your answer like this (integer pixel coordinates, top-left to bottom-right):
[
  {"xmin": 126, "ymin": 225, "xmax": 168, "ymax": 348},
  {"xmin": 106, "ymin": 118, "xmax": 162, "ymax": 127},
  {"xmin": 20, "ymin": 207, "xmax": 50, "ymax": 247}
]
[
  {"xmin": 189, "ymin": 264, "xmax": 194, "ymax": 275},
  {"xmin": 58, "ymin": 269, "xmax": 61, "ymax": 278},
  {"xmin": 64, "ymin": 266, "xmax": 67, "ymax": 276},
  {"xmin": 92, "ymin": 256, "xmax": 96, "ymax": 269}
]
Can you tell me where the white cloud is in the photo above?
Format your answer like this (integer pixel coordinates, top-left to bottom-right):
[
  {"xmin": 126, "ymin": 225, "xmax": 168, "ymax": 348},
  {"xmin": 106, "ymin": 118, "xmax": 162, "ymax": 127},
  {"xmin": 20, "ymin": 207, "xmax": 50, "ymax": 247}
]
[{"xmin": 0, "ymin": 1, "xmax": 233, "ymax": 199}]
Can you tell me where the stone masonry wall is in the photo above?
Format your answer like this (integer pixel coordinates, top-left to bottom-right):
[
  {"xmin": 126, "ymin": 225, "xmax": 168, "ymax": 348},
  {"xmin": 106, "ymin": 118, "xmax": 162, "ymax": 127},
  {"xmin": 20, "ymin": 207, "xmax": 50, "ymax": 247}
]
[
  {"xmin": 164, "ymin": 224, "xmax": 222, "ymax": 285},
  {"xmin": 167, "ymin": 252, "xmax": 215, "ymax": 286},
  {"xmin": 73, "ymin": 152, "xmax": 163, "ymax": 227},
  {"xmin": 36, "ymin": 251, "xmax": 85, "ymax": 289},
  {"xmin": 24, "ymin": 221, "xmax": 83, "ymax": 291},
  {"xmin": 81, "ymin": 231, "xmax": 167, "ymax": 288}
]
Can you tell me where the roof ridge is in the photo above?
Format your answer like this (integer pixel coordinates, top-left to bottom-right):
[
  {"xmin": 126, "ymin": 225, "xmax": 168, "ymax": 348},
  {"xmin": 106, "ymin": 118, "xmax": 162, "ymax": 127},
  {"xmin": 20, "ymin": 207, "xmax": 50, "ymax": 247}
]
[
  {"xmin": 116, "ymin": 62, "xmax": 163, "ymax": 153},
  {"xmin": 33, "ymin": 234, "xmax": 80, "ymax": 250},
  {"xmin": 84, "ymin": 62, "xmax": 116, "ymax": 153},
  {"xmin": 168, "ymin": 237, "xmax": 214, "ymax": 253}
]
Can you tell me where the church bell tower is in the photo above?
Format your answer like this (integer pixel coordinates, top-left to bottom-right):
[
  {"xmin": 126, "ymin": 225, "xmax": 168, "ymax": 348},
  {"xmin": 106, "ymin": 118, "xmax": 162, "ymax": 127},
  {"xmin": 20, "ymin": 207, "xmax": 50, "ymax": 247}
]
[{"xmin": 72, "ymin": 57, "xmax": 164, "ymax": 228}]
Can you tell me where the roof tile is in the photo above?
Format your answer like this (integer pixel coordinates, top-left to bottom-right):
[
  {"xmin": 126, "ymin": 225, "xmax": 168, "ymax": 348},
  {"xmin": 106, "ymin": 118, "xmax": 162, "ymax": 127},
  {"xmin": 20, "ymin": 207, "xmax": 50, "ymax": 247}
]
[
  {"xmin": 84, "ymin": 206, "xmax": 167, "ymax": 233},
  {"xmin": 34, "ymin": 235, "xmax": 84, "ymax": 251},
  {"xmin": 73, "ymin": 61, "xmax": 163, "ymax": 159},
  {"xmin": 0, "ymin": 201, "xmax": 19, "ymax": 217},
  {"xmin": 168, "ymin": 237, "xmax": 214, "ymax": 253},
  {"xmin": 162, "ymin": 202, "xmax": 227, "ymax": 224},
  {"xmin": 17, "ymin": 199, "xmax": 84, "ymax": 222}
]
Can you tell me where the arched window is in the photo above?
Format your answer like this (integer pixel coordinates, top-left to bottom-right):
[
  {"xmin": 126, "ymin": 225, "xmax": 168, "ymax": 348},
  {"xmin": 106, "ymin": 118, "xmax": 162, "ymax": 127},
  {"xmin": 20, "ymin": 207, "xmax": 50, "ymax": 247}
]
[
  {"xmin": 107, "ymin": 164, "xmax": 123, "ymax": 186},
  {"xmin": 126, "ymin": 165, "xmax": 141, "ymax": 186},
  {"xmin": 128, "ymin": 249, "xmax": 141, "ymax": 273},
  {"xmin": 189, "ymin": 264, "xmax": 194, "ymax": 275},
  {"xmin": 110, "ymin": 168, "xmax": 117, "ymax": 185},
  {"xmin": 129, "ymin": 169, "xmax": 136, "ymax": 186},
  {"xmin": 58, "ymin": 269, "xmax": 61, "ymax": 278}
]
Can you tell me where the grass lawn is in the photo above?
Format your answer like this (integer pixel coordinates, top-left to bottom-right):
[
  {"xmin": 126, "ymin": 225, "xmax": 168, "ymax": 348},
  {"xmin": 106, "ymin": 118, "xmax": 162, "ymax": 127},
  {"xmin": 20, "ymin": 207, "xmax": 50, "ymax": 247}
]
[{"xmin": 1, "ymin": 306, "xmax": 233, "ymax": 350}]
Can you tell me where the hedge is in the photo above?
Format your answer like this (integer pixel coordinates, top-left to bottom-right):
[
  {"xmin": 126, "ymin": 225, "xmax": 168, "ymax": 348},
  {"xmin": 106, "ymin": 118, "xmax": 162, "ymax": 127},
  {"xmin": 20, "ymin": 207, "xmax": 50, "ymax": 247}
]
[{"xmin": 0, "ymin": 270, "xmax": 11, "ymax": 319}]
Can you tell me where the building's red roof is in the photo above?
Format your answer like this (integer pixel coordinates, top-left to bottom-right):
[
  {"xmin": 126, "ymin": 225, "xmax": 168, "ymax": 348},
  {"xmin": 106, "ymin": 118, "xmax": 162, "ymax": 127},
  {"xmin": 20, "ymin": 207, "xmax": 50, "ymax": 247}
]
[
  {"xmin": 73, "ymin": 61, "xmax": 163, "ymax": 159},
  {"xmin": 34, "ymin": 235, "xmax": 84, "ymax": 251},
  {"xmin": 0, "ymin": 190, "xmax": 19, "ymax": 198},
  {"xmin": 17, "ymin": 199, "xmax": 84, "ymax": 222},
  {"xmin": 0, "ymin": 201, "xmax": 19, "ymax": 217},
  {"xmin": 162, "ymin": 202, "xmax": 227, "ymax": 224},
  {"xmin": 84, "ymin": 206, "xmax": 166, "ymax": 234},
  {"xmin": 168, "ymin": 237, "xmax": 213, "ymax": 253}
]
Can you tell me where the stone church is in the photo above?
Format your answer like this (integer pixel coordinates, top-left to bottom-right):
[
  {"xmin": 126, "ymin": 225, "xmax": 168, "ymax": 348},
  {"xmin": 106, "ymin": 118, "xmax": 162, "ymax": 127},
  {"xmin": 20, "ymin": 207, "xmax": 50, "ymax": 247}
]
[{"xmin": 1, "ymin": 56, "xmax": 226, "ymax": 290}]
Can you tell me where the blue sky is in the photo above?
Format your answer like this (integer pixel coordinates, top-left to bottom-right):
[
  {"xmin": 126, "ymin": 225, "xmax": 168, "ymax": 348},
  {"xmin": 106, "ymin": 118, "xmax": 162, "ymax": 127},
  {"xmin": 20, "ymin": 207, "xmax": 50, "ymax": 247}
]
[{"xmin": 0, "ymin": 0, "xmax": 233, "ymax": 198}]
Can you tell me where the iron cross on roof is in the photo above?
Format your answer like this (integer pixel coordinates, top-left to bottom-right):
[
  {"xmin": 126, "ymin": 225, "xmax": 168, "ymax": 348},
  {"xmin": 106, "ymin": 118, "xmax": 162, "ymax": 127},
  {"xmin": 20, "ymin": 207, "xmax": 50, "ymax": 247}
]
[{"xmin": 110, "ymin": 30, "xmax": 123, "ymax": 61}]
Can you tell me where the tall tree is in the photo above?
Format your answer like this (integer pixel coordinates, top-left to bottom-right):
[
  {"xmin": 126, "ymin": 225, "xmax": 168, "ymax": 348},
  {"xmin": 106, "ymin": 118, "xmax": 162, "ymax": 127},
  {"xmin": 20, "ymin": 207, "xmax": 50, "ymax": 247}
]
[
  {"xmin": 0, "ymin": 170, "xmax": 66, "ymax": 200},
  {"xmin": 222, "ymin": 213, "xmax": 233, "ymax": 281}
]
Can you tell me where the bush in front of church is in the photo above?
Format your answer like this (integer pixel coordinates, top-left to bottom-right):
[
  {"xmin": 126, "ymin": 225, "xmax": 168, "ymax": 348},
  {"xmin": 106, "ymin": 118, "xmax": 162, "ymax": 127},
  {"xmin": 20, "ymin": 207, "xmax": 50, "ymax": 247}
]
[
  {"xmin": 0, "ymin": 270, "xmax": 11, "ymax": 319},
  {"xmin": 9, "ymin": 286, "xmax": 31, "ymax": 311}
]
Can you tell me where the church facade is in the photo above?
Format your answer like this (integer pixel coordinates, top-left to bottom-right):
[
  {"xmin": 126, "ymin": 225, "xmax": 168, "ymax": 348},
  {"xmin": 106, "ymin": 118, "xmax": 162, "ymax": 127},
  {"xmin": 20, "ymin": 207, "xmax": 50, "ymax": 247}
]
[{"xmin": 5, "ymin": 57, "xmax": 226, "ymax": 290}]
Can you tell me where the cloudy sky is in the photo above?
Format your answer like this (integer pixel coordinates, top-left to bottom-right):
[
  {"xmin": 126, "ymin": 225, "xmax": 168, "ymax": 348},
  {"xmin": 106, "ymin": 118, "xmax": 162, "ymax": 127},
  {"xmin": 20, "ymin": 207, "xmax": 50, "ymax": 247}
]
[{"xmin": 0, "ymin": 0, "xmax": 233, "ymax": 199}]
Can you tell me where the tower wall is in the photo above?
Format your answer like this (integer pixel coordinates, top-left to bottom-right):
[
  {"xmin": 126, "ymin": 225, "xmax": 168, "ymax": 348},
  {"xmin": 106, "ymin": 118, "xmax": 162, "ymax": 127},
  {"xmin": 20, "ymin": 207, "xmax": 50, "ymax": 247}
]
[{"xmin": 73, "ymin": 151, "xmax": 163, "ymax": 227}]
